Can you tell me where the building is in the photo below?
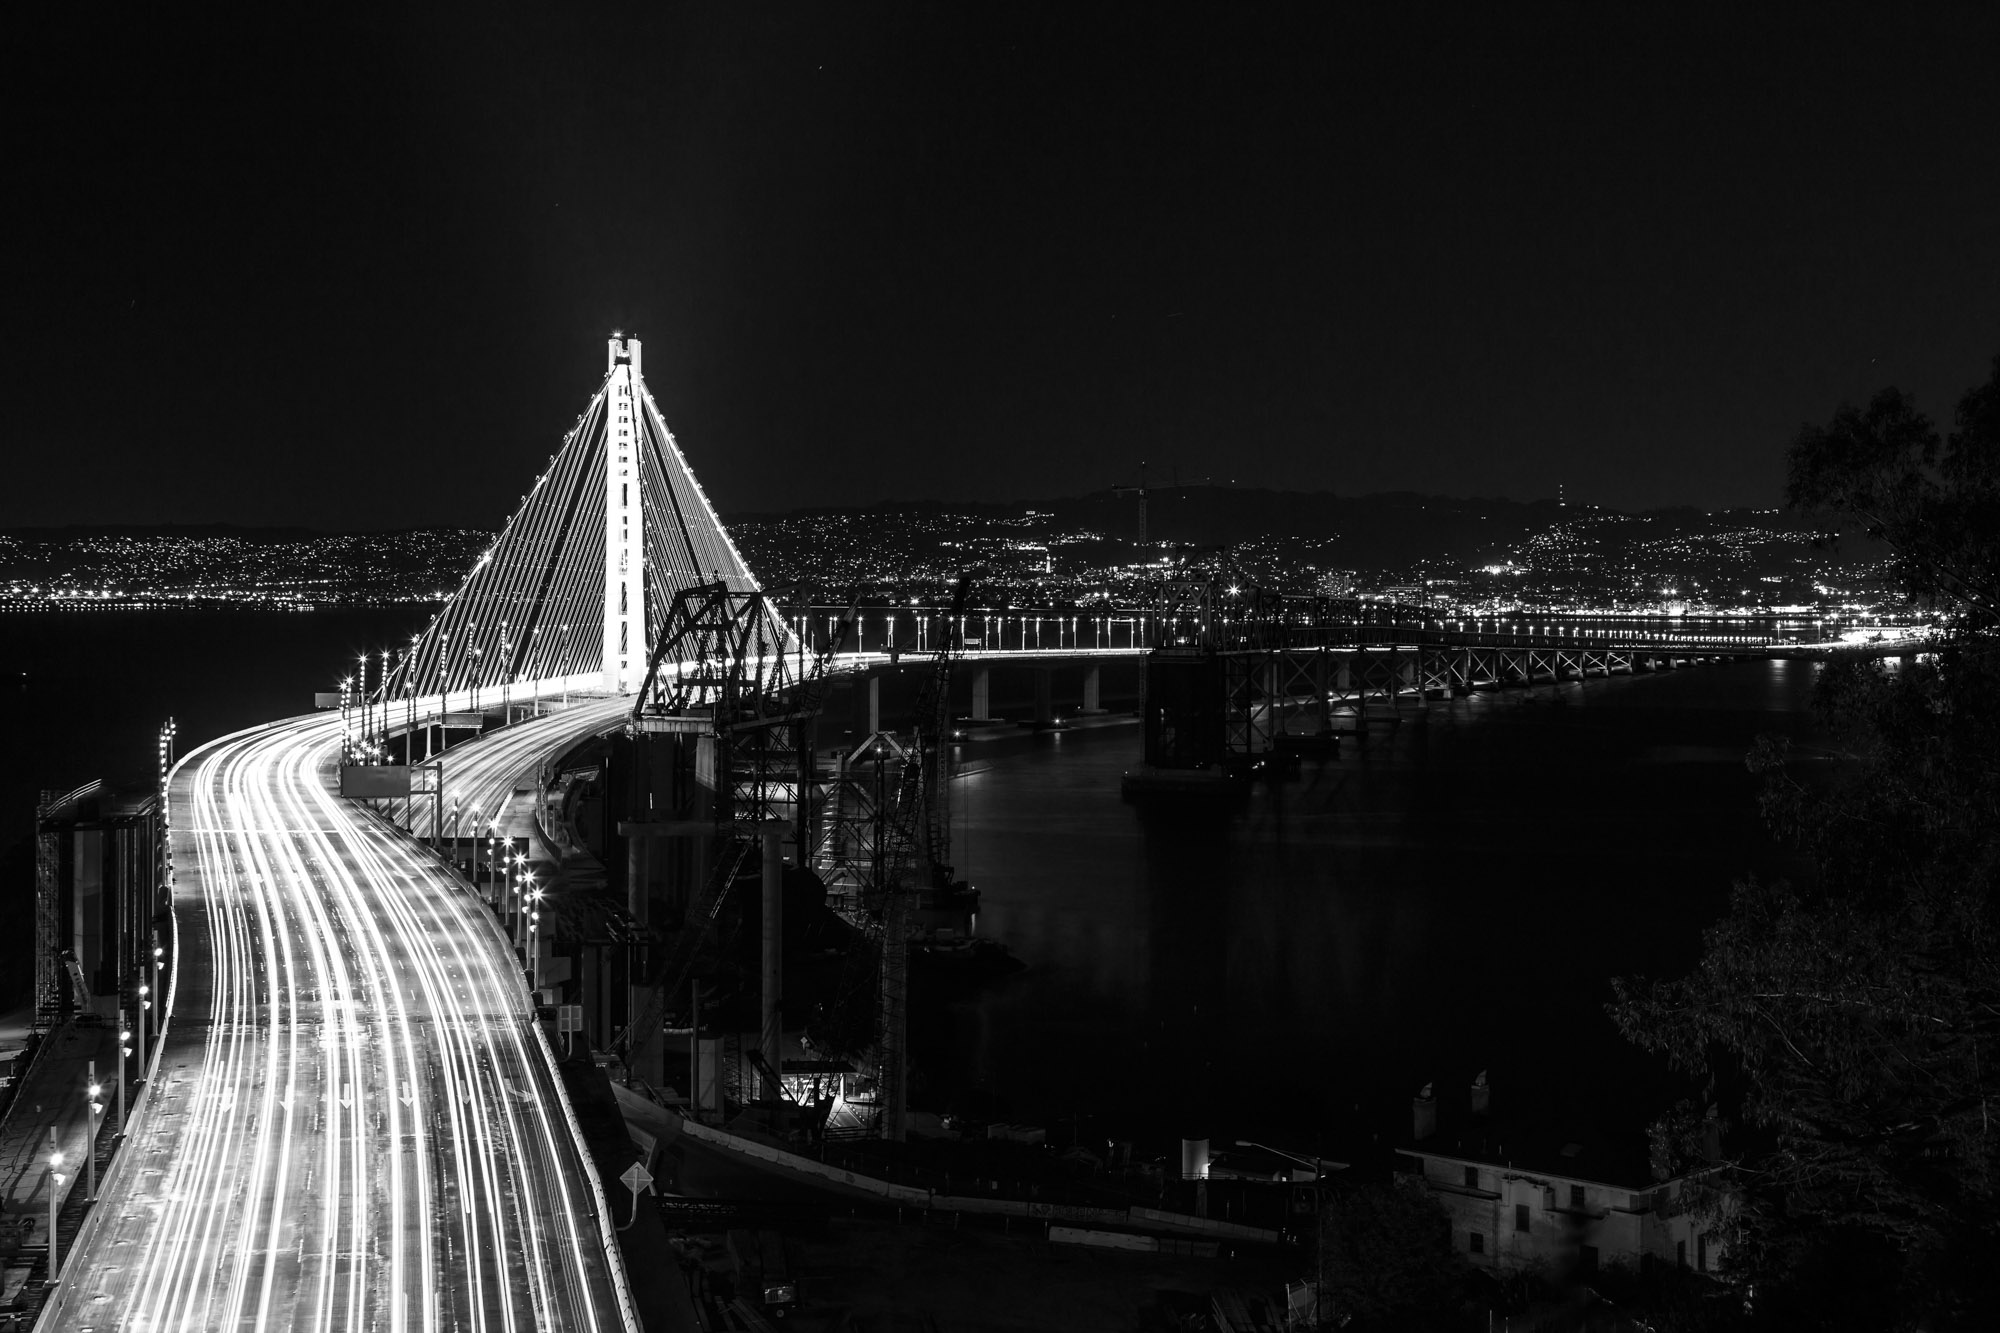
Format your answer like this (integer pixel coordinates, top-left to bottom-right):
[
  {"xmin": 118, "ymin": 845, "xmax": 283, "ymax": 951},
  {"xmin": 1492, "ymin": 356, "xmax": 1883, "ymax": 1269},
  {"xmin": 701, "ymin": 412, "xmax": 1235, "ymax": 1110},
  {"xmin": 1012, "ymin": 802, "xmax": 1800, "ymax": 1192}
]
[
  {"xmin": 1395, "ymin": 1075, "xmax": 1729, "ymax": 1279},
  {"xmin": 34, "ymin": 780, "xmax": 165, "ymax": 1026}
]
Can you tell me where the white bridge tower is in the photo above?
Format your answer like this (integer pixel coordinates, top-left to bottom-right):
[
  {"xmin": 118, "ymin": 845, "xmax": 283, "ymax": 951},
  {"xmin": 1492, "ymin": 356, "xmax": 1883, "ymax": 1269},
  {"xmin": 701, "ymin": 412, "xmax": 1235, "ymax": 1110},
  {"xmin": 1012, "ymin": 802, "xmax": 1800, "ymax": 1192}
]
[
  {"xmin": 393, "ymin": 331, "xmax": 781, "ymax": 701},
  {"xmin": 604, "ymin": 335, "xmax": 648, "ymax": 692}
]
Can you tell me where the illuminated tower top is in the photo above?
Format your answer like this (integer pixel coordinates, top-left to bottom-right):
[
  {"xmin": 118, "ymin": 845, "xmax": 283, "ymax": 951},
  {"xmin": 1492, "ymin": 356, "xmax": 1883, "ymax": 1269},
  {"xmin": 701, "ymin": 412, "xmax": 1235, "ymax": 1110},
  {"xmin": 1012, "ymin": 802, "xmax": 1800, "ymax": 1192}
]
[{"xmin": 393, "ymin": 332, "xmax": 780, "ymax": 700}]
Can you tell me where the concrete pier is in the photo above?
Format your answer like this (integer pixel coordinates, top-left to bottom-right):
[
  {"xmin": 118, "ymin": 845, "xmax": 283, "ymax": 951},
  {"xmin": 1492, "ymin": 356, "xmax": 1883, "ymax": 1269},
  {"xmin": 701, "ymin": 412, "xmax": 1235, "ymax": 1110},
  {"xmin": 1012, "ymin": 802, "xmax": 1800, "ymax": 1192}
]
[
  {"xmin": 970, "ymin": 666, "xmax": 991, "ymax": 721},
  {"xmin": 1081, "ymin": 663, "xmax": 1104, "ymax": 714},
  {"xmin": 759, "ymin": 821, "xmax": 789, "ymax": 1103}
]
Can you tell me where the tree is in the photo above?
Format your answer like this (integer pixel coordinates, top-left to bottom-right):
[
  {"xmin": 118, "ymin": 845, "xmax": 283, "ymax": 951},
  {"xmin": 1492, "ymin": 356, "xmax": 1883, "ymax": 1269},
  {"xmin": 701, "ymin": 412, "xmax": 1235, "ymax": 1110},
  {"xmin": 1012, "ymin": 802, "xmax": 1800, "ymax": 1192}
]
[
  {"xmin": 1611, "ymin": 356, "xmax": 2000, "ymax": 1328},
  {"xmin": 1317, "ymin": 1179, "xmax": 1470, "ymax": 1329}
]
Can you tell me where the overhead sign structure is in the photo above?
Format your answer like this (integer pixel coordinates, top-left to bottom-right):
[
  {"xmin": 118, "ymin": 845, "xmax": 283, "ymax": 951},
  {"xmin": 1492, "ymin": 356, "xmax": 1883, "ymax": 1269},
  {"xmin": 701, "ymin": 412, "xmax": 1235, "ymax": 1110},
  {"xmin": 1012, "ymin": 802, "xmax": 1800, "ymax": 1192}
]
[{"xmin": 340, "ymin": 765, "xmax": 412, "ymax": 799}]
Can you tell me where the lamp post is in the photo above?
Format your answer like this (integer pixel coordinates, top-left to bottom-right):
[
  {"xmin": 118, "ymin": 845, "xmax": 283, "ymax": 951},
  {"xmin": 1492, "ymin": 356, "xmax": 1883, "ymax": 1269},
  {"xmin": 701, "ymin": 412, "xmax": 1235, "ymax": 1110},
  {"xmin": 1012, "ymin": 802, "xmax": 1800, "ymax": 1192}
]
[
  {"xmin": 136, "ymin": 981, "xmax": 150, "ymax": 1063},
  {"xmin": 527, "ymin": 885, "xmax": 543, "ymax": 992},
  {"xmin": 462, "ymin": 805, "xmax": 478, "ymax": 892},
  {"xmin": 1236, "ymin": 1140, "xmax": 1346, "ymax": 1329},
  {"xmin": 117, "ymin": 1014, "xmax": 132, "ymax": 1134},
  {"xmin": 487, "ymin": 826, "xmax": 501, "ymax": 907},
  {"xmin": 531, "ymin": 626, "xmax": 544, "ymax": 712},
  {"xmin": 46, "ymin": 1128, "xmax": 64, "ymax": 1281},
  {"xmin": 85, "ymin": 1064, "xmax": 103, "ymax": 1201},
  {"xmin": 512, "ymin": 856, "xmax": 530, "ymax": 954}
]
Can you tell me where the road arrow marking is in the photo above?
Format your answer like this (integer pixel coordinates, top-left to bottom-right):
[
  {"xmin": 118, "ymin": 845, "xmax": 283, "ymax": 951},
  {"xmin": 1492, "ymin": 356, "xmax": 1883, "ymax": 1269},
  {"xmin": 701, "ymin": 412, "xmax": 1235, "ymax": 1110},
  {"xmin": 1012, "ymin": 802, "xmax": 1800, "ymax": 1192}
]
[{"xmin": 339, "ymin": 1083, "xmax": 352, "ymax": 1109}]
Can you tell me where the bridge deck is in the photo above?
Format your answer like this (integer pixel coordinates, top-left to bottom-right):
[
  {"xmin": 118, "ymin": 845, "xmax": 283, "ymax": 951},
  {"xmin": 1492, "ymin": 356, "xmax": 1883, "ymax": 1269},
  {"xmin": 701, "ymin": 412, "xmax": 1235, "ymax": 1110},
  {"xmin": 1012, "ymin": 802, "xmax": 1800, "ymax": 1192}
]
[{"xmin": 41, "ymin": 713, "xmax": 637, "ymax": 1333}]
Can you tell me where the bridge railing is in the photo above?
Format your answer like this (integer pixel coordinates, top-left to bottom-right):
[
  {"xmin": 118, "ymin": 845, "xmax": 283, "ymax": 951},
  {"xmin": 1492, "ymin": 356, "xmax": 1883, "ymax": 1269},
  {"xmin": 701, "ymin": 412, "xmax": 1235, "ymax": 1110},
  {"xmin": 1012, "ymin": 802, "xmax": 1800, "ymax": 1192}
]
[{"xmin": 782, "ymin": 604, "xmax": 1861, "ymax": 658}]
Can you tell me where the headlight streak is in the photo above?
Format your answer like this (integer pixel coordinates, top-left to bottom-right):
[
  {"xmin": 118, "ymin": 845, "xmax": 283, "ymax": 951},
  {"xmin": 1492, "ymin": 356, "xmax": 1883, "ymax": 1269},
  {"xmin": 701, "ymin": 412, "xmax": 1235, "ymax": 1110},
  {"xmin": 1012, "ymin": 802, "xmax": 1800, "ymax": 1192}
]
[{"xmin": 42, "ymin": 713, "xmax": 626, "ymax": 1333}]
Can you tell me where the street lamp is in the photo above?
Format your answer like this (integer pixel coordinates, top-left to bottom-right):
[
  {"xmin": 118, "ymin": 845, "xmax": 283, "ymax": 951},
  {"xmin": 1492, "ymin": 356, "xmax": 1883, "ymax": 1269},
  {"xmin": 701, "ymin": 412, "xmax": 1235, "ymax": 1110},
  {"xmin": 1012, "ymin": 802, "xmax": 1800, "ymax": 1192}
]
[
  {"xmin": 1236, "ymin": 1140, "xmax": 1346, "ymax": 1329},
  {"xmin": 117, "ymin": 1015, "xmax": 132, "ymax": 1134},
  {"xmin": 85, "ymin": 1065, "xmax": 103, "ymax": 1201},
  {"xmin": 47, "ymin": 1127, "xmax": 64, "ymax": 1282},
  {"xmin": 511, "ymin": 855, "xmax": 530, "ymax": 953},
  {"xmin": 527, "ymin": 885, "xmax": 544, "ymax": 991},
  {"xmin": 487, "ymin": 825, "xmax": 501, "ymax": 907}
]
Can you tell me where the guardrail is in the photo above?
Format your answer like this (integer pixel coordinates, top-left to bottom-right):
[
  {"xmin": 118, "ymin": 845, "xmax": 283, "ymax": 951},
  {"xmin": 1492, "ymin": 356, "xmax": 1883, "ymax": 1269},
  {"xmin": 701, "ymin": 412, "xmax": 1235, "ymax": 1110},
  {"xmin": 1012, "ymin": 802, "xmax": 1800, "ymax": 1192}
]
[{"xmin": 671, "ymin": 1115, "xmax": 1279, "ymax": 1246}]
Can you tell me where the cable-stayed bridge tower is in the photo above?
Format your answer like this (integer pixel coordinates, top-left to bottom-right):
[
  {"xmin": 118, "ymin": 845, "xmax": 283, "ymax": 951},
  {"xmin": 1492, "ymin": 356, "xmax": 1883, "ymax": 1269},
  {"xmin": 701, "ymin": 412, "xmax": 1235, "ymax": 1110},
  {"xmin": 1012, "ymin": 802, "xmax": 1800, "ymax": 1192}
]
[{"xmin": 394, "ymin": 333, "xmax": 780, "ymax": 700}]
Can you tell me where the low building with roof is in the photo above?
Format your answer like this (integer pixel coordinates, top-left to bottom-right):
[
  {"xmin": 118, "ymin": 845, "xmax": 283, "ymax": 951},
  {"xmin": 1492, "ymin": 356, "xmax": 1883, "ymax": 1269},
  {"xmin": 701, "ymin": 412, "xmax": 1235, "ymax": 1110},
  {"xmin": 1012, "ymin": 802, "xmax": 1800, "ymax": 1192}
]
[{"xmin": 1394, "ymin": 1072, "xmax": 1730, "ymax": 1279}]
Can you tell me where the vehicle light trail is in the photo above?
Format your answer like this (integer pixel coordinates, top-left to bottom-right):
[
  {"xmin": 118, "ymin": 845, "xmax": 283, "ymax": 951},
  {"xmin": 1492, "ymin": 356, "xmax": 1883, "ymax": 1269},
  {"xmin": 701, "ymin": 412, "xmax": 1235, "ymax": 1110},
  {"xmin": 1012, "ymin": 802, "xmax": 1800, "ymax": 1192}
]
[
  {"xmin": 41, "ymin": 712, "xmax": 635, "ymax": 1333},
  {"xmin": 400, "ymin": 695, "xmax": 631, "ymax": 845}
]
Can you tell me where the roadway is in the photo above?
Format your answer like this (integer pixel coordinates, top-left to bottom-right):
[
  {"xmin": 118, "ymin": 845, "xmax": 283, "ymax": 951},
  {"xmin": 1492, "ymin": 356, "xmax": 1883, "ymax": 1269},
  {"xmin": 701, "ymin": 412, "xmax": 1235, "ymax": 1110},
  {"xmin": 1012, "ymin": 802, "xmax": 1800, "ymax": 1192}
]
[
  {"xmin": 39, "ymin": 711, "xmax": 635, "ymax": 1333},
  {"xmin": 399, "ymin": 694, "xmax": 632, "ymax": 846}
]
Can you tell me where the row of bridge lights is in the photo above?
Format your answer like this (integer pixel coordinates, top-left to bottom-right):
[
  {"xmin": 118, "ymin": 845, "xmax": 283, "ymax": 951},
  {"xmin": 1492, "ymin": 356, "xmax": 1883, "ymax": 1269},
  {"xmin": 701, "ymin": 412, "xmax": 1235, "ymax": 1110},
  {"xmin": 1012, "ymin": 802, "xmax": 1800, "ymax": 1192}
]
[
  {"xmin": 801, "ymin": 612, "xmax": 1162, "ymax": 654},
  {"xmin": 456, "ymin": 820, "xmax": 541, "ymax": 991},
  {"xmin": 344, "ymin": 624, "xmax": 588, "ymax": 754},
  {"xmin": 46, "ymin": 943, "xmax": 159, "ymax": 1287}
]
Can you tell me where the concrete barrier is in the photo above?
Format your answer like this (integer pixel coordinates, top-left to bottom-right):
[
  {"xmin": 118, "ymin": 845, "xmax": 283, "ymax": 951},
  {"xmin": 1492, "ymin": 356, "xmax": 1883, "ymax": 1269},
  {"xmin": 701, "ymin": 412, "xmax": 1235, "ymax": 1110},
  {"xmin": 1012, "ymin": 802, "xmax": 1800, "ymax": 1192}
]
[
  {"xmin": 670, "ymin": 1117, "xmax": 1281, "ymax": 1244},
  {"xmin": 1051, "ymin": 1225, "xmax": 1158, "ymax": 1251}
]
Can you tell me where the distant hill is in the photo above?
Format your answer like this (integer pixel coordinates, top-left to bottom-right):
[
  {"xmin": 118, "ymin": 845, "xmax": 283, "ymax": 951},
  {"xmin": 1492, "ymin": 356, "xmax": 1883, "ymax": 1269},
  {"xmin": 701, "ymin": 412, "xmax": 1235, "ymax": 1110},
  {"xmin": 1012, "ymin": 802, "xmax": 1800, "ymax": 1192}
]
[
  {"xmin": 729, "ymin": 486, "xmax": 1857, "ymax": 576},
  {"xmin": 0, "ymin": 522, "xmax": 330, "ymax": 542}
]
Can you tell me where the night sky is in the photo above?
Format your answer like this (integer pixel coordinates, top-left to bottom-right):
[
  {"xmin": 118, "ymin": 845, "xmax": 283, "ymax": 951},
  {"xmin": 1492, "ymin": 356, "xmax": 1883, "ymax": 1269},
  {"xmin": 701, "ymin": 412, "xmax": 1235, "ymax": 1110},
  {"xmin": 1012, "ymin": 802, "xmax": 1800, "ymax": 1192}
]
[{"xmin": 8, "ymin": 4, "xmax": 1998, "ymax": 530}]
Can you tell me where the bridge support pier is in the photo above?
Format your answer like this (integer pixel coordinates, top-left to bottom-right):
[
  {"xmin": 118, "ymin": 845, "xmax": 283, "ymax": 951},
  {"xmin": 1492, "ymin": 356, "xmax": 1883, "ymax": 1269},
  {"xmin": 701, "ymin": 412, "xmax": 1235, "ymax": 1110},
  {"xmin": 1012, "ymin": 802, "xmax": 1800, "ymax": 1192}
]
[
  {"xmin": 760, "ymin": 820, "xmax": 789, "ymax": 1103},
  {"xmin": 970, "ymin": 666, "xmax": 991, "ymax": 721},
  {"xmin": 1033, "ymin": 670, "xmax": 1054, "ymax": 726},
  {"xmin": 867, "ymin": 675, "xmax": 882, "ymax": 736},
  {"xmin": 625, "ymin": 832, "xmax": 662, "ymax": 1089},
  {"xmin": 1081, "ymin": 663, "xmax": 1104, "ymax": 714},
  {"xmin": 618, "ymin": 814, "xmax": 712, "ymax": 1089}
]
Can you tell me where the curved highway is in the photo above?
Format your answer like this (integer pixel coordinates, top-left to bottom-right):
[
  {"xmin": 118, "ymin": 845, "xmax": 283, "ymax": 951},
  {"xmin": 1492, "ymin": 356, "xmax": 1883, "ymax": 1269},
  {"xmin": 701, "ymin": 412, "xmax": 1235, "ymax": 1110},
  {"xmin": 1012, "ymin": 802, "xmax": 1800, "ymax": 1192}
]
[
  {"xmin": 402, "ymin": 695, "xmax": 632, "ymax": 846},
  {"xmin": 41, "ymin": 711, "xmax": 635, "ymax": 1333}
]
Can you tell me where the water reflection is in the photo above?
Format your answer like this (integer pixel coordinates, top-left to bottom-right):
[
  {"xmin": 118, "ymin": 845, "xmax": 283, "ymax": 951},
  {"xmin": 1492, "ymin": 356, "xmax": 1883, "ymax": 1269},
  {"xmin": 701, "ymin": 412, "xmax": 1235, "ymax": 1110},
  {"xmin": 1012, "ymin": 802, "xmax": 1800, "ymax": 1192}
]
[{"xmin": 934, "ymin": 663, "xmax": 1822, "ymax": 1149}]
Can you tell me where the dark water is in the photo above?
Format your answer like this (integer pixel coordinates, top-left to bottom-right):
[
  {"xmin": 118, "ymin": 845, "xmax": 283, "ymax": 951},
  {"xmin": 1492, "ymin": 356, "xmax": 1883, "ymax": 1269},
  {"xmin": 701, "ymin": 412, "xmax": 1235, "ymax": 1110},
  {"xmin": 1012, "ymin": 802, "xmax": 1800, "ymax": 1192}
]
[
  {"xmin": 6, "ymin": 612, "xmax": 1820, "ymax": 1157},
  {"xmin": 934, "ymin": 661, "xmax": 1821, "ymax": 1153}
]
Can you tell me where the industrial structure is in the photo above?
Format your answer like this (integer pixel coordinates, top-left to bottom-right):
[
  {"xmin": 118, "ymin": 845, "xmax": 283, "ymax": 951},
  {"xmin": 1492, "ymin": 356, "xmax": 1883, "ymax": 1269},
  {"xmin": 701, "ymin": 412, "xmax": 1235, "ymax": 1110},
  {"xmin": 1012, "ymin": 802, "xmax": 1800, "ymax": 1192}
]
[
  {"xmin": 1135, "ymin": 581, "xmax": 1841, "ymax": 781},
  {"xmin": 32, "ymin": 726, "xmax": 172, "ymax": 1028}
]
